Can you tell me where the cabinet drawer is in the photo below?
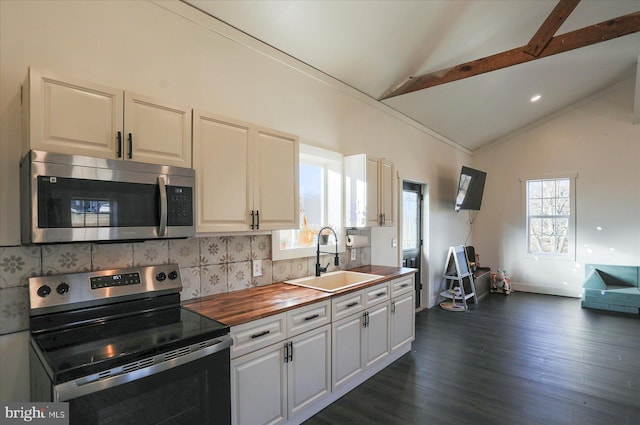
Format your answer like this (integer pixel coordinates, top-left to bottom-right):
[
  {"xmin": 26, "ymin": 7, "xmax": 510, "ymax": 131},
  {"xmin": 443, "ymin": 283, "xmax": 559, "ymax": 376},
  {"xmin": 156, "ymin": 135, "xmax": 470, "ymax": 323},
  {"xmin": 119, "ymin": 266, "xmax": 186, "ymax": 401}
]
[
  {"xmin": 390, "ymin": 276, "xmax": 414, "ymax": 298},
  {"xmin": 287, "ymin": 300, "xmax": 331, "ymax": 338},
  {"xmin": 230, "ymin": 313, "xmax": 286, "ymax": 359},
  {"xmin": 332, "ymin": 290, "xmax": 364, "ymax": 321},
  {"xmin": 364, "ymin": 282, "xmax": 390, "ymax": 307}
]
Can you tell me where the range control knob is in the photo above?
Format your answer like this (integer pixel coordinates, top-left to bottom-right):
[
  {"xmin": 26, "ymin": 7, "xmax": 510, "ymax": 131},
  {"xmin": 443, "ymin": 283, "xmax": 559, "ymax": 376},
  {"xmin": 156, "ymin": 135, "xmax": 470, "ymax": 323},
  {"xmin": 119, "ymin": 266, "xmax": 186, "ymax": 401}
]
[
  {"xmin": 156, "ymin": 272, "xmax": 167, "ymax": 282},
  {"xmin": 37, "ymin": 285, "xmax": 52, "ymax": 298},
  {"xmin": 168, "ymin": 271, "xmax": 178, "ymax": 280},
  {"xmin": 56, "ymin": 282, "xmax": 70, "ymax": 295}
]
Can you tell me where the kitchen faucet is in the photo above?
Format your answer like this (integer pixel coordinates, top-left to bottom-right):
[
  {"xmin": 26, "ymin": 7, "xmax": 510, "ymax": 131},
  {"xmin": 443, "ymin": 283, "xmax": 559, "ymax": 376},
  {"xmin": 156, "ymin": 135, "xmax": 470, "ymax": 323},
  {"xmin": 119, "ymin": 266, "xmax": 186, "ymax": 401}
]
[{"xmin": 316, "ymin": 226, "xmax": 340, "ymax": 277}]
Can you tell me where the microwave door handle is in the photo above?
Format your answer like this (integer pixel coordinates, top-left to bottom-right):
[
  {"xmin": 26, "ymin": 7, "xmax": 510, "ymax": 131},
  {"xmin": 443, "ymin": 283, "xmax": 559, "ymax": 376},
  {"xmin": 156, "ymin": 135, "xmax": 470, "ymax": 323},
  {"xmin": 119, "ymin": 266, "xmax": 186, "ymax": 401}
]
[{"xmin": 158, "ymin": 176, "xmax": 167, "ymax": 237}]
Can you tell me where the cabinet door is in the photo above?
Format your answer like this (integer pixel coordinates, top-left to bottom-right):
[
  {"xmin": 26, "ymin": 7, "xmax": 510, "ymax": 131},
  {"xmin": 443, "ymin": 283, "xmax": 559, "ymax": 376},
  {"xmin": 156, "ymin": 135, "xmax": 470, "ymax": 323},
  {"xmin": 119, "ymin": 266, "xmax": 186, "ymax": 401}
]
[
  {"xmin": 365, "ymin": 156, "xmax": 380, "ymax": 227},
  {"xmin": 193, "ymin": 111, "xmax": 252, "ymax": 233},
  {"xmin": 332, "ymin": 313, "xmax": 364, "ymax": 390},
  {"xmin": 379, "ymin": 158, "xmax": 395, "ymax": 226},
  {"xmin": 24, "ymin": 68, "xmax": 123, "ymax": 159},
  {"xmin": 364, "ymin": 303, "xmax": 390, "ymax": 369},
  {"xmin": 252, "ymin": 127, "xmax": 299, "ymax": 230},
  {"xmin": 231, "ymin": 343, "xmax": 287, "ymax": 425},
  {"xmin": 124, "ymin": 92, "xmax": 191, "ymax": 167},
  {"xmin": 288, "ymin": 325, "xmax": 331, "ymax": 418},
  {"xmin": 390, "ymin": 292, "xmax": 415, "ymax": 353}
]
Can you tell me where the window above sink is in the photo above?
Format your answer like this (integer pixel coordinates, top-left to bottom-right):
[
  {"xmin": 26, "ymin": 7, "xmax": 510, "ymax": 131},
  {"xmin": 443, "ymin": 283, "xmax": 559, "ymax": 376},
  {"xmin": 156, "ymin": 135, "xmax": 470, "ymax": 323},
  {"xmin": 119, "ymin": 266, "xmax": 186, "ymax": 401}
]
[{"xmin": 272, "ymin": 144, "xmax": 344, "ymax": 260}]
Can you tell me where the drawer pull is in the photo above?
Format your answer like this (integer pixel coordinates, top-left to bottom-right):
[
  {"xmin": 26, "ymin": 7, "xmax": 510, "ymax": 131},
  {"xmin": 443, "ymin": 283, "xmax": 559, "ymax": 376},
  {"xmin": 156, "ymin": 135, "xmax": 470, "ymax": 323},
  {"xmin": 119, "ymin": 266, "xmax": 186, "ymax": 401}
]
[
  {"xmin": 346, "ymin": 302, "xmax": 358, "ymax": 308},
  {"xmin": 400, "ymin": 283, "xmax": 409, "ymax": 288},
  {"xmin": 304, "ymin": 313, "xmax": 320, "ymax": 321},
  {"xmin": 375, "ymin": 292, "xmax": 386, "ymax": 297},
  {"xmin": 250, "ymin": 330, "xmax": 271, "ymax": 339}
]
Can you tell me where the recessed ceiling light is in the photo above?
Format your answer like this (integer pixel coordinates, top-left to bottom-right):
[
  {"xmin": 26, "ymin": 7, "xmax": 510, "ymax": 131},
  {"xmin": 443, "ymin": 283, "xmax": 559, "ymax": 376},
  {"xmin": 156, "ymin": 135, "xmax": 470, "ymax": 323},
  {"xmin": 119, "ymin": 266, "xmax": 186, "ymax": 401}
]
[{"xmin": 530, "ymin": 94, "xmax": 542, "ymax": 102}]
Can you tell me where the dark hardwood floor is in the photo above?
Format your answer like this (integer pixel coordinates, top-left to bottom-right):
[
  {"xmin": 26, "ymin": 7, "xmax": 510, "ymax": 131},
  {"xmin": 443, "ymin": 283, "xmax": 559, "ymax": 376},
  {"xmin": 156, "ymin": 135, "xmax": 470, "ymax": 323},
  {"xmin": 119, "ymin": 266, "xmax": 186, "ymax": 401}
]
[{"xmin": 303, "ymin": 292, "xmax": 640, "ymax": 425}]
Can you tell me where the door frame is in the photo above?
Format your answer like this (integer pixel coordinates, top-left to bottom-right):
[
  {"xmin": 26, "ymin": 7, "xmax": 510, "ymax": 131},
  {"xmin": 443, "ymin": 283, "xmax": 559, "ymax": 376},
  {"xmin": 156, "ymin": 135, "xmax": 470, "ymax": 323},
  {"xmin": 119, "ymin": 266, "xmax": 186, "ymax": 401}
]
[{"xmin": 400, "ymin": 180, "xmax": 427, "ymax": 310}]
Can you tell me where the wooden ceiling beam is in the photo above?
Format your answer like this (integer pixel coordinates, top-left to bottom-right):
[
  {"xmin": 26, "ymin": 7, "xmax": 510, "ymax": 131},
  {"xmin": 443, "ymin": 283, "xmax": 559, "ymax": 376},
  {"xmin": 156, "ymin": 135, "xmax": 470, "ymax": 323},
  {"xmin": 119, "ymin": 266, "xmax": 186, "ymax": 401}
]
[
  {"xmin": 524, "ymin": 0, "xmax": 581, "ymax": 57},
  {"xmin": 380, "ymin": 11, "xmax": 640, "ymax": 101}
]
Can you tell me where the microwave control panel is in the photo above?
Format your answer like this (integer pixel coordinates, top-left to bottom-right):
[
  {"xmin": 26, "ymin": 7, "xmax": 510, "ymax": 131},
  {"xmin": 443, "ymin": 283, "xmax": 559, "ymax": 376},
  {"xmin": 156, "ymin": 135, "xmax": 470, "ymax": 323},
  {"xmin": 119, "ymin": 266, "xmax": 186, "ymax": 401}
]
[{"xmin": 167, "ymin": 186, "xmax": 193, "ymax": 226}]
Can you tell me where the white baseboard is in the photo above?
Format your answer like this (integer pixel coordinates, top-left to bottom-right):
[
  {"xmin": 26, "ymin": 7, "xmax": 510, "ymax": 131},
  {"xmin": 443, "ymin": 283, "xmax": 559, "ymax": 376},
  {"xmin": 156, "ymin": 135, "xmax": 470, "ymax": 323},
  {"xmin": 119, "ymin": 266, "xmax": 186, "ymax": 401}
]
[{"xmin": 511, "ymin": 282, "xmax": 581, "ymax": 298}]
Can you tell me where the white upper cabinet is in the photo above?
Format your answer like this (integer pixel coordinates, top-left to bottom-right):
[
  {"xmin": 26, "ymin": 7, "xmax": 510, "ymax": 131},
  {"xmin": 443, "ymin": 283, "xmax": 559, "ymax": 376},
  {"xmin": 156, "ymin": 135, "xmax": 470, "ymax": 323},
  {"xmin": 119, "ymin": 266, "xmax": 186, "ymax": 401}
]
[
  {"xmin": 345, "ymin": 154, "xmax": 395, "ymax": 227},
  {"xmin": 123, "ymin": 92, "xmax": 191, "ymax": 167},
  {"xmin": 252, "ymin": 126, "xmax": 299, "ymax": 231},
  {"xmin": 22, "ymin": 68, "xmax": 191, "ymax": 168},
  {"xmin": 193, "ymin": 111, "xmax": 299, "ymax": 233}
]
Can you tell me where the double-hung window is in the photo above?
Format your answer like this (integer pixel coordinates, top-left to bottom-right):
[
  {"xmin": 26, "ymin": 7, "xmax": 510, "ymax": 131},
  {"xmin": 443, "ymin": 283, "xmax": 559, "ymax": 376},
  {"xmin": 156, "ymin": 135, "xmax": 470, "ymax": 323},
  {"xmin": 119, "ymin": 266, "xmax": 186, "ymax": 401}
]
[
  {"xmin": 272, "ymin": 145, "xmax": 343, "ymax": 260},
  {"xmin": 524, "ymin": 175, "xmax": 576, "ymax": 258}
]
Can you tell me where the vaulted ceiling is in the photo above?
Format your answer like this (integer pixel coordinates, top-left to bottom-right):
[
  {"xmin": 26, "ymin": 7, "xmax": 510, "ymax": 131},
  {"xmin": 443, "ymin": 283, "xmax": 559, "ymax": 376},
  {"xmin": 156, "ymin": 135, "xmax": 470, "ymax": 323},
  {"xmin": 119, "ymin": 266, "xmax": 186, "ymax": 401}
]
[{"xmin": 184, "ymin": 0, "xmax": 640, "ymax": 151}]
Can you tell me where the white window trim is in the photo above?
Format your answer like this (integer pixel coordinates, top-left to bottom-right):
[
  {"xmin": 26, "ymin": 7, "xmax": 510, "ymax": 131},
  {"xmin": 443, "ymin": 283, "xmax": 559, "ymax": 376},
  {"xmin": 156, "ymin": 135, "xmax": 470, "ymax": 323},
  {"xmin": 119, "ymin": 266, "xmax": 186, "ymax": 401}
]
[
  {"xmin": 272, "ymin": 144, "xmax": 344, "ymax": 261},
  {"xmin": 520, "ymin": 172, "xmax": 577, "ymax": 261}
]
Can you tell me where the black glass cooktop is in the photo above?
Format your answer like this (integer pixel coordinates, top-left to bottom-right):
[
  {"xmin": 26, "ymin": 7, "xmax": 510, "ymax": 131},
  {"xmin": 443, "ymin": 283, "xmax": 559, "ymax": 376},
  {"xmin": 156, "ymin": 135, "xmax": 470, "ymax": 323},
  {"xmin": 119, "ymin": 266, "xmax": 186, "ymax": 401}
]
[{"xmin": 31, "ymin": 307, "xmax": 229, "ymax": 384}]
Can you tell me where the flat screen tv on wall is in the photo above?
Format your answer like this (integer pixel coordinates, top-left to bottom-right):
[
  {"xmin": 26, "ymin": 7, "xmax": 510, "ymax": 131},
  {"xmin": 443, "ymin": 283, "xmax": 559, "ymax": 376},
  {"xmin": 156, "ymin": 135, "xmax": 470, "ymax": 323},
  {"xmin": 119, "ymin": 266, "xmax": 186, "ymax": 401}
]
[{"xmin": 455, "ymin": 166, "xmax": 487, "ymax": 211}]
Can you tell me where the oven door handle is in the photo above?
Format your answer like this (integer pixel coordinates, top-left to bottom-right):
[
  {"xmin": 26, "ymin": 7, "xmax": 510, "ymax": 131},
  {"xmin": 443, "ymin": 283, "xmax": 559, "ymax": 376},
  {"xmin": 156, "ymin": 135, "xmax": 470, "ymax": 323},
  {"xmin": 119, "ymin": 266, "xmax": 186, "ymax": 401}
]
[
  {"xmin": 54, "ymin": 335, "xmax": 232, "ymax": 402},
  {"xmin": 158, "ymin": 175, "xmax": 168, "ymax": 237}
]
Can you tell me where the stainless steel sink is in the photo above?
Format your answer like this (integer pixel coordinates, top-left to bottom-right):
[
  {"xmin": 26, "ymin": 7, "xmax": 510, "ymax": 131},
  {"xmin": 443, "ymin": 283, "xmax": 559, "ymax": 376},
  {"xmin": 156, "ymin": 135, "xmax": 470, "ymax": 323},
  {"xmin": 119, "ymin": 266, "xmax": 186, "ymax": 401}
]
[{"xmin": 285, "ymin": 271, "xmax": 384, "ymax": 292}]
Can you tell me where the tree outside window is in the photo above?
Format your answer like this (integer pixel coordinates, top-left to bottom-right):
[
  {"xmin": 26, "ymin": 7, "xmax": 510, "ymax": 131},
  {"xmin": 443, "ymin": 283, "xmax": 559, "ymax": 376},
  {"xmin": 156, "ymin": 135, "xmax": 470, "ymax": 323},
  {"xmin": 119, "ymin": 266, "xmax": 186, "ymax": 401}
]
[{"xmin": 526, "ymin": 178, "xmax": 571, "ymax": 254}]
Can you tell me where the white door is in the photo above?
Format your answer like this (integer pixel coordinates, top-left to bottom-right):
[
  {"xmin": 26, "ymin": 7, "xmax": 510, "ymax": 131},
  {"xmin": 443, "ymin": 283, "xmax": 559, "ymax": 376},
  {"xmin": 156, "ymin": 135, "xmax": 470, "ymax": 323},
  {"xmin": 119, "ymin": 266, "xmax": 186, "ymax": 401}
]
[
  {"xmin": 230, "ymin": 343, "xmax": 287, "ymax": 425},
  {"xmin": 124, "ymin": 92, "xmax": 191, "ymax": 167},
  {"xmin": 252, "ymin": 127, "xmax": 299, "ymax": 230},
  {"xmin": 287, "ymin": 325, "xmax": 331, "ymax": 418},
  {"xmin": 193, "ymin": 111, "xmax": 252, "ymax": 233},
  {"xmin": 25, "ymin": 68, "xmax": 123, "ymax": 159}
]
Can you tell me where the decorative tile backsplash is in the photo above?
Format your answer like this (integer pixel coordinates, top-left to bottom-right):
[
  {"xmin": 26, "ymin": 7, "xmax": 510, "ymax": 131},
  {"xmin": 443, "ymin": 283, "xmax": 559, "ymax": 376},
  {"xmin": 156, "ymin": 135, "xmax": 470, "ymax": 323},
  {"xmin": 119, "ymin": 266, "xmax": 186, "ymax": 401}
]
[{"xmin": 0, "ymin": 233, "xmax": 371, "ymax": 335}]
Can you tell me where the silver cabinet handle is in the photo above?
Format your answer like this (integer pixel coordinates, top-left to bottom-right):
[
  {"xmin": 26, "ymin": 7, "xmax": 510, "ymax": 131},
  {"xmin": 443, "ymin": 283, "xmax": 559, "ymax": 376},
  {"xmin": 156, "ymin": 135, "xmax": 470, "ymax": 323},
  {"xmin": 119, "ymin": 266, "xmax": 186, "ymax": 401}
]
[{"xmin": 158, "ymin": 176, "xmax": 167, "ymax": 237}]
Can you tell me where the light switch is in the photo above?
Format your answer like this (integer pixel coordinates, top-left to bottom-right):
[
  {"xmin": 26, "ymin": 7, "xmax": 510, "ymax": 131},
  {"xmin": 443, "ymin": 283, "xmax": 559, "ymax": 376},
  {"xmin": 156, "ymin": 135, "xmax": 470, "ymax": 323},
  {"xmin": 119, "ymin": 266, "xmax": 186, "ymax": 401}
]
[
  {"xmin": 391, "ymin": 238, "xmax": 398, "ymax": 247},
  {"xmin": 252, "ymin": 260, "xmax": 262, "ymax": 277}
]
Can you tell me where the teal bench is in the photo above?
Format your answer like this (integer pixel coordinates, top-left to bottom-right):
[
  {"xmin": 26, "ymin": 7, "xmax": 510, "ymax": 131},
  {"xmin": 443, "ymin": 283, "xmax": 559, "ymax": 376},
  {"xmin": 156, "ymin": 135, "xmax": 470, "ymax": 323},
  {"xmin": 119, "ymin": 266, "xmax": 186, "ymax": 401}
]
[{"xmin": 581, "ymin": 264, "xmax": 640, "ymax": 314}]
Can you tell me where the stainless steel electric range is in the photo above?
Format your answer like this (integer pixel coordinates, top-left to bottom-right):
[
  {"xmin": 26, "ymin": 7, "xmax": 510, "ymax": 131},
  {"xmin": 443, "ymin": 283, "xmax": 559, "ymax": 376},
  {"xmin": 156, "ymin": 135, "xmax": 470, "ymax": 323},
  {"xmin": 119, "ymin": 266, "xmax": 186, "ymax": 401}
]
[{"xmin": 28, "ymin": 264, "xmax": 231, "ymax": 425}]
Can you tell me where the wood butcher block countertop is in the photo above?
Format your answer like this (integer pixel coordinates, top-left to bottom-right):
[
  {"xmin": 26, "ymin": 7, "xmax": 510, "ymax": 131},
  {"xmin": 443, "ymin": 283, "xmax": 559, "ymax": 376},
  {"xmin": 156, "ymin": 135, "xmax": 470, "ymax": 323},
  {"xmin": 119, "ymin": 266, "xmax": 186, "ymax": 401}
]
[{"xmin": 183, "ymin": 265, "xmax": 416, "ymax": 326}]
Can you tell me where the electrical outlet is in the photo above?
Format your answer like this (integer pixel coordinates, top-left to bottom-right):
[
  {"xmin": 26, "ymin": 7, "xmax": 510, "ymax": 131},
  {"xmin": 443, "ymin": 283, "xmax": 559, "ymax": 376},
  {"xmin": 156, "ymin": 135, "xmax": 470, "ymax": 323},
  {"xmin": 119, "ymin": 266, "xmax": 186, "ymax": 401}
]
[
  {"xmin": 252, "ymin": 260, "xmax": 262, "ymax": 277},
  {"xmin": 350, "ymin": 249, "xmax": 357, "ymax": 261}
]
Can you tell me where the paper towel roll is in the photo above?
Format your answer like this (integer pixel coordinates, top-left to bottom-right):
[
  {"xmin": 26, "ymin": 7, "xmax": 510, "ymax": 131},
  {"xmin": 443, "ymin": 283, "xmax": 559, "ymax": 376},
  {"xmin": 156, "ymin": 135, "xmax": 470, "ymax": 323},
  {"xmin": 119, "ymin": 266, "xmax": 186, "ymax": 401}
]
[{"xmin": 346, "ymin": 235, "xmax": 369, "ymax": 248}]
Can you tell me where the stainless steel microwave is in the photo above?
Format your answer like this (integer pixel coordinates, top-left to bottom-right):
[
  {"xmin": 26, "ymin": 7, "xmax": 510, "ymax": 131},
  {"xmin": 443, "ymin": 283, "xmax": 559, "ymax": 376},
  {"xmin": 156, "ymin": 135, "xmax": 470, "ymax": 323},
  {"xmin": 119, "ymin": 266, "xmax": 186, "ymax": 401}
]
[{"xmin": 21, "ymin": 150, "xmax": 195, "ymax": 244}]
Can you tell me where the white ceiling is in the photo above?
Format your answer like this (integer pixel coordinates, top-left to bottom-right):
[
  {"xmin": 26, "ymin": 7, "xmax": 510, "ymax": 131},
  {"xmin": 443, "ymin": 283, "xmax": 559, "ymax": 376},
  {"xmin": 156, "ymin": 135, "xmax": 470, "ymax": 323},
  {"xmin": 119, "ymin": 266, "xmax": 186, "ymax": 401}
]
[{"xmin": 184, "ymin": 0, "xmax": 640, "ymax": 151}]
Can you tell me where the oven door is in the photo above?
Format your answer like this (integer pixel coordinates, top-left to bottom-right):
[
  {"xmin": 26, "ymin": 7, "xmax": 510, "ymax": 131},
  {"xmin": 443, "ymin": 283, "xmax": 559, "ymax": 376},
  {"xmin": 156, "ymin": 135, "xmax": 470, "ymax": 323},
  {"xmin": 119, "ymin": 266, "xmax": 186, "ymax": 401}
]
[{"xmin": 56, "ymin": 340, "xmax": 231, "ymax": 425}]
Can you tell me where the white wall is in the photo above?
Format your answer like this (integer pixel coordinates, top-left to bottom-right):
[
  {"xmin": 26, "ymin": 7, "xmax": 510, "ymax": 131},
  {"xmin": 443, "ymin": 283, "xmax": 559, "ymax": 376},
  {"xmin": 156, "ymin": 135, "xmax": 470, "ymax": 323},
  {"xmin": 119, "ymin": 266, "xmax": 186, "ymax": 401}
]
[
  {"xmin": 473, "ymin": 78, "xmax": 640, "ymax": 297},
  {"xmin": 0, "ymin": 1, "xmax": 473, "ymax": 400}
]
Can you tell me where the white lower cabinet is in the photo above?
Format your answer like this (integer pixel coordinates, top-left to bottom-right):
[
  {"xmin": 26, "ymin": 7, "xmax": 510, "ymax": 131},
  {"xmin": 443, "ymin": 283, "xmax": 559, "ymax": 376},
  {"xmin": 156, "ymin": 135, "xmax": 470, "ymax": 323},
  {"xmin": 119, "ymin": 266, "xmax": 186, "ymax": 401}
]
[
  {"xmin": 390, "ymin": 292, "xmax": 415, "ymax": 353},
  {"xmin": 331, "ymin": 283, "xmax": 391, "ymax": 391},
  {"xmin": 230, "ymin": 302, "xmax": 331, "ymax": 425},
  {"xmin": 231, "ymin": 341, "xmax": 287, "ymax": 425},
  {"xmin": 230, "ymin": 276, "xmax": 415, "ymax": 425}
]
